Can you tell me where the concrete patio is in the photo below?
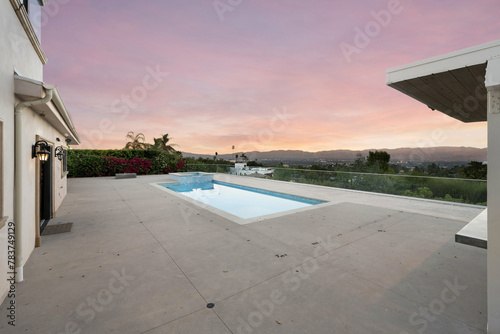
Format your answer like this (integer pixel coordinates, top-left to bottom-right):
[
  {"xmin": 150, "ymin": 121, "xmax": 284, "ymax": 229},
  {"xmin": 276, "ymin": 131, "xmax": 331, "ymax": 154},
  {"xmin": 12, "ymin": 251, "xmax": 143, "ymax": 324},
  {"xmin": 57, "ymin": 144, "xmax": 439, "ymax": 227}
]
[{"xmin": 0, "ymin": 174, "xmax": 487, "ymax": 333}]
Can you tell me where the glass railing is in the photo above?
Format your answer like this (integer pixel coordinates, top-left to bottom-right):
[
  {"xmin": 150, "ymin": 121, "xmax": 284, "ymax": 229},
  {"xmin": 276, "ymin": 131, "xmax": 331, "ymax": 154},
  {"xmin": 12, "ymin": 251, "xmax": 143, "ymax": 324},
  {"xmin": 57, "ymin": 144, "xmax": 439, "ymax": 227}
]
[
  {"xmin": 185, "ymin": 164, "xmax": 487, "ymax": 206},
  {"xmin": 186, "ymin": 164, "xmax": 232, "ymax": 174}
]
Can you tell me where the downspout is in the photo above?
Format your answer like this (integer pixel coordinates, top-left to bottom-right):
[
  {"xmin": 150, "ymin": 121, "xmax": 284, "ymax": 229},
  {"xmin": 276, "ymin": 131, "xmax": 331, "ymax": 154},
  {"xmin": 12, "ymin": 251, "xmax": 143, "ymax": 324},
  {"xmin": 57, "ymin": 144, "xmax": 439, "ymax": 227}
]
[{"xmin": 14, "ymin": 83, "xmax": 54, "ymax": 282}]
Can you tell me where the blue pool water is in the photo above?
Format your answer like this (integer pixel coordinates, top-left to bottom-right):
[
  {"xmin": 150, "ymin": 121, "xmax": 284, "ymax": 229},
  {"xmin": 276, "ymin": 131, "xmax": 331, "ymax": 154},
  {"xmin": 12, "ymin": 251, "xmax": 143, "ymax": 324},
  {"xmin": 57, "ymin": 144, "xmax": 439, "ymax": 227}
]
[{"xmin": 159, "ymin": 181, "xmax": 325, "ymax": 219}]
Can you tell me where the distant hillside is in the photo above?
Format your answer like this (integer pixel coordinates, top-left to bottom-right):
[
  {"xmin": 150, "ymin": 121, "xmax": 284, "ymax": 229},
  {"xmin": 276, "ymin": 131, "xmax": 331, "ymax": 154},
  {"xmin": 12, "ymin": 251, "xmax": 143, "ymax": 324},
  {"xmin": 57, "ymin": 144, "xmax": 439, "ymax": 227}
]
[{"xmin": 182, "ymin": 147, "xmax": 487, "ymax": 164}]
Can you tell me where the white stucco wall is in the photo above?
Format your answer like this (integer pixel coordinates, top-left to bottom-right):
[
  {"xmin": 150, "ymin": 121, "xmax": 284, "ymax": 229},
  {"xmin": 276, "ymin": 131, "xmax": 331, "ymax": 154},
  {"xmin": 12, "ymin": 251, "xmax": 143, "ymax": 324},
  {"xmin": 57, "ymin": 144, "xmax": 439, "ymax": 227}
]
[
  {"xmin": 23, "ymin": 105, "xmax": 69, "ymax": 213},
  {"xmin": 0, "ymin": 0, "xmax": 69, "ymax": 304},
  {"xmin": 0, "ymin": 0, "xmax": 43, "ymax": 304},
  {"xmin": 11, "ymin": 100, "xmax": 70, "ymax": 264}
]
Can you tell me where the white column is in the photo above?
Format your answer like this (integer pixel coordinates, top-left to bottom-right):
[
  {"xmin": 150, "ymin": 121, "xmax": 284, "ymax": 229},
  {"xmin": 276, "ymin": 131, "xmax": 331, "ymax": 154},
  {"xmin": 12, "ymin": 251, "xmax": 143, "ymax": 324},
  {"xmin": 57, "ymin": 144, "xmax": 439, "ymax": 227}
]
[{"xmin": 487, "ymin": 57, "xmax": 500, "ymax": 333}]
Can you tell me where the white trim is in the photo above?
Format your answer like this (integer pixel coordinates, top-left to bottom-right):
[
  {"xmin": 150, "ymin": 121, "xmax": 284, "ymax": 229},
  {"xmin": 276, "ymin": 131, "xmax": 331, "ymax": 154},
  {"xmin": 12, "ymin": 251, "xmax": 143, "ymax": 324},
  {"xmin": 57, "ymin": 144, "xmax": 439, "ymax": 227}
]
[
  {"xmin": 9, "ymin": 0, "xmax": 47, "ymax": 64},
  {"xmin": 386, "ymin": 39, "xmax": 500, "ymax": 84}
]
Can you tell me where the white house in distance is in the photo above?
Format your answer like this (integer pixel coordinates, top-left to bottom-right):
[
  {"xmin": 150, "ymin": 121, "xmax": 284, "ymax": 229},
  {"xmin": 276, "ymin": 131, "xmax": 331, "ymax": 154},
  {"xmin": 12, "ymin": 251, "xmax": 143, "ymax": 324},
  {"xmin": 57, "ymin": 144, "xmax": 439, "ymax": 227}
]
[
  {"xmin": 0, "ymin": 0, "xmax": 80, "ymax": 304},
  {"xmin": 386, "ymin": 40, "xmax": 500, "ymax": 333}
]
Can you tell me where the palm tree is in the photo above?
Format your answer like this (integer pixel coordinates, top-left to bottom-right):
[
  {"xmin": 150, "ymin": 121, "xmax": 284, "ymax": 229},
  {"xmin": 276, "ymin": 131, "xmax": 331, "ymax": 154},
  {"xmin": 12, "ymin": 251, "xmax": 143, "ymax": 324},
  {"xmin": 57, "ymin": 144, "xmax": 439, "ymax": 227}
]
[
  {"xmin": 232, "ymin": 145, "xmax": 238, "ymax": 160},
  {"xmin": 124, "ymin": 131, "xmax": 148, "ymax": 149},
  {"xmin": 152, "ymin": 133, "xmax": 178, "ymax": 153}
]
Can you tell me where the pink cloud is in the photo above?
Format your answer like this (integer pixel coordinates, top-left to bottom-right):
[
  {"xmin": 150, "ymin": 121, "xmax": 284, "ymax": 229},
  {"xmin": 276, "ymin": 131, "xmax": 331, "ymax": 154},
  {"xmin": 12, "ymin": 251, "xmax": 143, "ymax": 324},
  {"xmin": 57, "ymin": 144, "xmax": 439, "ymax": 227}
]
[{"xmin": 41, "ymin": 0, "xmax": 496, "ymax": 154}]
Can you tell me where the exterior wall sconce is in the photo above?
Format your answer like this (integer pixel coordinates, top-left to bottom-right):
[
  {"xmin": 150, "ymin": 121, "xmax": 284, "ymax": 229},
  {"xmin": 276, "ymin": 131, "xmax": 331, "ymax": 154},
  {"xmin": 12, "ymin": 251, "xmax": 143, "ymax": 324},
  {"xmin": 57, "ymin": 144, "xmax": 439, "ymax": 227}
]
[
  {"xmin": 55, "ymin": 146, "xmax": 65, "ymax": 161},
  {"xmin": 32, "ymin": 140, "xmax": 50, "ymax": 162}
]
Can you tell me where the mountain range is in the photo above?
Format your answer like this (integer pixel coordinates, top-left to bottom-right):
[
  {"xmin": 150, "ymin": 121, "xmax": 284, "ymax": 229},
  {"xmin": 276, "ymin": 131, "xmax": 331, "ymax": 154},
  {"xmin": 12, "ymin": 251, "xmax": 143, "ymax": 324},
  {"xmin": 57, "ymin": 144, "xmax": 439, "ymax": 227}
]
[{"xmin": 182, "ymin": 146, "xmax": 487, "ymax": 164}]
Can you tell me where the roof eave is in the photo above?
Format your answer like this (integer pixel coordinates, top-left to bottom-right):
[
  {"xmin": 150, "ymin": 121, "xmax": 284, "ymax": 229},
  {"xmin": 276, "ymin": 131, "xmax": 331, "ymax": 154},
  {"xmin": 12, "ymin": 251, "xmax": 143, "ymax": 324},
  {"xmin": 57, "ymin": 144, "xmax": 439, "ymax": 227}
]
[
  {"xmin": 386, "ymin": 39, "xmax": 500, "ymax": 123},
  {"xmin": 14, "ymin": 74, "xmax": 80, "ymax": 145}
]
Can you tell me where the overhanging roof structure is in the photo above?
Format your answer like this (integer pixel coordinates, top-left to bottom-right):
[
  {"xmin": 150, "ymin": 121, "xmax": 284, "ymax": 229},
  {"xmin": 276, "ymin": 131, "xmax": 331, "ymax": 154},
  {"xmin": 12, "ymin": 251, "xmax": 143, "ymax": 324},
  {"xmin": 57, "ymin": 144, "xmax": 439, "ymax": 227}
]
[
  {"xmin": 386, "ymin": 39, "xmax": 500, "ymax": 123},
  {"xmin": 14, "ymin": 74, "xmax": 80, "ymax": 144}
]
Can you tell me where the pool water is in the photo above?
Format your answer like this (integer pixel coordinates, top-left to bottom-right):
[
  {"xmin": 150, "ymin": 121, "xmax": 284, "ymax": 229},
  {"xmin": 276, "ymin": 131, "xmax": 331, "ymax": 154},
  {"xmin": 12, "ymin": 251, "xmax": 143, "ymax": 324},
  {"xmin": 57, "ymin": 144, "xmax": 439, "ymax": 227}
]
[{"xmin": 160, "ymin": 181, "xmax": 325, "ymax": 220}]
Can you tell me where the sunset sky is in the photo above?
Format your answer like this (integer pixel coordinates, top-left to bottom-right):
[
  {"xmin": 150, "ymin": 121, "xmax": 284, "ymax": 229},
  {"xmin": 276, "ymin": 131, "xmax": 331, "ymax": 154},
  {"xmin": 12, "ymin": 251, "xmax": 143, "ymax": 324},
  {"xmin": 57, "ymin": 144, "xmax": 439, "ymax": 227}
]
[{"xmin": 41, "ymin": 0, "xmax": 499, "ymax": 154}]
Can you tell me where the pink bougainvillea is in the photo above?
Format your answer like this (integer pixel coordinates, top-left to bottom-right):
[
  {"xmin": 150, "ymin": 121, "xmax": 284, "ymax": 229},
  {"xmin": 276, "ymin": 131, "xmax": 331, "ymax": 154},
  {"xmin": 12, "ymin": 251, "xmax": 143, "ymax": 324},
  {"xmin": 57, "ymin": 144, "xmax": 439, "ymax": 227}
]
[
  {"xmin": 105, "ymin": 157, "xmax": 151, "ymax": 175},
  {"xmin": 124, "ymin": 157, "xmax": 152, "ymax": 175},
  {"xmin": 69, "ymin": 151, "xmax": 183, "ymax": 177},
  {"xmin": 164, "ymin": 159, "xmax": 186, "ymax": 174}
]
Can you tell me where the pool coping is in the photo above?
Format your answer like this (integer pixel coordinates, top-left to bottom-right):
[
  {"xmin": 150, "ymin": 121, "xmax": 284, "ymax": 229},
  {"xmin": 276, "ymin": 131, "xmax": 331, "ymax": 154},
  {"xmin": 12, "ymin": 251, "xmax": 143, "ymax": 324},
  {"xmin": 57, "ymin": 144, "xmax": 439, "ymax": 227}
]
[{"xmin": 149, "ymin": 181, "xmax": 334, "ymax": 225}]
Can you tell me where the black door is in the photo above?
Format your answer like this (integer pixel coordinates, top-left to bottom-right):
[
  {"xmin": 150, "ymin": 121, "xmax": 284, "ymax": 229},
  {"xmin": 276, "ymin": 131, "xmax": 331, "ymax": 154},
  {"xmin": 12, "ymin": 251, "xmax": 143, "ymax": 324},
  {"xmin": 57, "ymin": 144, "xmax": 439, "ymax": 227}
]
[{"xmin": 40, "ymin": 150, "xmax": 52, "ymax": 232}]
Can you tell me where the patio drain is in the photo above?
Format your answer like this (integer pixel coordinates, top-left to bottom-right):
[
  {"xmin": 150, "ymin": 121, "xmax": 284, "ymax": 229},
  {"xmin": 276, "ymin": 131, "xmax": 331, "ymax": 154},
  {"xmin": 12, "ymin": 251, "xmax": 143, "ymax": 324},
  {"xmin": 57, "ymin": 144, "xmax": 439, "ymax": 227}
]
[{"xmin": 206, "ymin": 303, "xmax": 215, "ymax": 308}]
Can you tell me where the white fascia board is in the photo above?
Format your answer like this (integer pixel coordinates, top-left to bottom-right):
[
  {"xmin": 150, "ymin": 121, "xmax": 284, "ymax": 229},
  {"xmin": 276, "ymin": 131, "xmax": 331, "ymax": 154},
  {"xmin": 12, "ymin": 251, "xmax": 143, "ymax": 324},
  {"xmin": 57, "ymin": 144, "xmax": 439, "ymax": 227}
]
[
  {"xmin": 44, "ymin": 101, "xmax": 79, "ymax": 144},
  {"xmin": 386, "ymin": 39, "xmax": 500, "ymax": 85},
  {"xmin": 14, "ymin": 74, "xmax": 45, "ymax": 97},
  {"xmin": 51, "ymin": 88, "xmax": 81, "ymax": 144}
]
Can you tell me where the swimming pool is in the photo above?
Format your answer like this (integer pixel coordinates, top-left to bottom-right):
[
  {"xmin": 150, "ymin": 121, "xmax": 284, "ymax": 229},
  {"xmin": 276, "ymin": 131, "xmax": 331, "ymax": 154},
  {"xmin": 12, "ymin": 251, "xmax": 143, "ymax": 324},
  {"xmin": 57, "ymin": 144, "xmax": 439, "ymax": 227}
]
[{"xmin": 156, "ymin": 180, "xmax": 326, "ymax": 222}]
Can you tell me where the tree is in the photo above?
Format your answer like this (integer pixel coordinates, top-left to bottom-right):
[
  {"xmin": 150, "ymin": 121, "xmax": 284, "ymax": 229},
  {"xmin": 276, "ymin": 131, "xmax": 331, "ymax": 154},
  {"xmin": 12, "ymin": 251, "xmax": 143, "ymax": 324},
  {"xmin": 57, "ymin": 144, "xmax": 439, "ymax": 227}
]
[
  {"xmin": 247, "ymin": 160, "xmax": 263, "ymax": 167},
  {"xmin": 124, "ymin": 131, "xmax": 148, "ymax": 150},
  {"xmin": 241, "ymin": 153, "xmax": 248, "ymax": 161},
  {"xmin": 352, "ymin": 153, "xmax": 366, "ymax": 172},
  {"xmin": 411, "ymin": 166, "xmax": 424, "ymax": 175},
  {"xmin": 459, "ymin": 161, "xmax": 487, "ymax": 180},
  {"xmin": 152, "ymin": 133, "xmax": 178, "ymax": 153},
  {"xmin": 367, "ymin": 150, "xmax": 390, "ymax": 173},
  {"xmin": 426, "ymin": 163, "xmax": 440, "ymax": 176}
]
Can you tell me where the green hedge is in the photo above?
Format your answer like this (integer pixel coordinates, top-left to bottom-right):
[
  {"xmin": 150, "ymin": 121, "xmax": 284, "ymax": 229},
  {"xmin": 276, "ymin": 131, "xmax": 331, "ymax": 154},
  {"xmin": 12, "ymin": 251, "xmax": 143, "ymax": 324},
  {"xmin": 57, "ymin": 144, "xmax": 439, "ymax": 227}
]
[
  {"xmin": 68, "ymin": 149, "xmax": 163, "ymax": 160},
  {"xmin": 67, "ymin": 149, "xmax": 185, "ymax": 177}
]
